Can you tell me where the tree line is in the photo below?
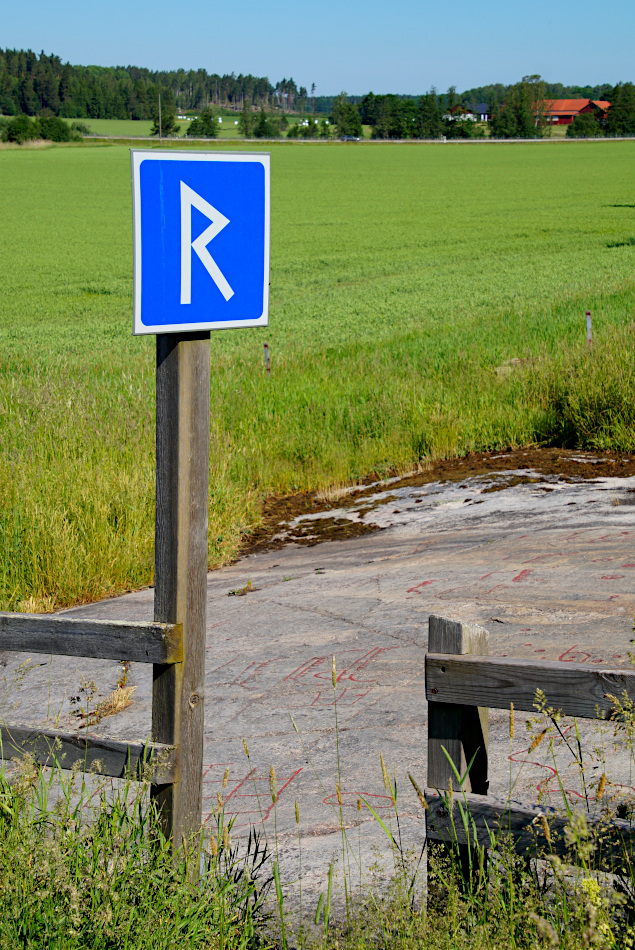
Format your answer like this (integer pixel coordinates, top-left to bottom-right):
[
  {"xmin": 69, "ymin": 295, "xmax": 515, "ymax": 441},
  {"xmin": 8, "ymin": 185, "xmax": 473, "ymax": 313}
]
[
  {"xmin": 2, "ymin": 51, "xmax": 634, "ymax": 140},
  {"xmin": 360, "ymin": 78, "xmax": 635, "ymax": 139},
  {"xmin": 0, "ymin": 49, "xmax": 308, "ymax": 119}
]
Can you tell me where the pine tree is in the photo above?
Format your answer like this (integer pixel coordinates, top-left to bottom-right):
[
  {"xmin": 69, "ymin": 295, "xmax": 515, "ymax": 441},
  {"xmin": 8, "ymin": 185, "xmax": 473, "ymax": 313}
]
[
  {"xmin": 417, "ymin": 90, "xmax": 442, "ymax": 138},
  {"xmin": 605, "ymin": 83, "xmax": 635, "ymax": 136},
  {"xmin": 238, "ymin": 101, "xmax": 256, "ymax": 137}
]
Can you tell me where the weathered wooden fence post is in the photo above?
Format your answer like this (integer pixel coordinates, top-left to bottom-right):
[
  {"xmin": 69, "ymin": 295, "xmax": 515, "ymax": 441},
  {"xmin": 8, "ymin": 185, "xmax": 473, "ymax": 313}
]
[
  {"xmin": 152, "ymin": 331, "xmax": 210, "ymax": 843},
  {"xmin": 427, "ymin": 614, "xmax": 489, "ymax": 887}
]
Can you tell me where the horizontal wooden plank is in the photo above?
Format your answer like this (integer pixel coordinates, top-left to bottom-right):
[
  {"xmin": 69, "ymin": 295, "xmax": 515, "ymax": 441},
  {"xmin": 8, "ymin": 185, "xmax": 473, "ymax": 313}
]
[
  {"xmin": 426, "ymin": 653, "xmax": 635, "ymax": 718},
  {"xmin": 0, "ymin": 723, "xmax": 177, "ymax": 784},
  {"xmin": 425, "ymin": 788, "xmax": 635, "ymax": 872},
  {"xmin": 0, "ymin": 614, "xmax": 182, "ymax": 664}
]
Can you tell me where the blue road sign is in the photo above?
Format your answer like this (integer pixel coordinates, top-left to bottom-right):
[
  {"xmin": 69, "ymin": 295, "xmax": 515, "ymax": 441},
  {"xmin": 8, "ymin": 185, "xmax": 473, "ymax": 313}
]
[{"xmin": 131, "ymin": 150, "xmax": 270, "ymax": 334}]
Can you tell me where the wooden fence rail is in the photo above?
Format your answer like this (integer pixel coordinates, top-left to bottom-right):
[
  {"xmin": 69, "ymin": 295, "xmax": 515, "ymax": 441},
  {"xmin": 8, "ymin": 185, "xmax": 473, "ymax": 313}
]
[
  {"xmin": 0, "ymin": 614, "xmax": 182, "ymax": 664},
  {"xmin": 0, "ymin": 613, "xmax": 181, "ymax": 785},
  {"xmin": 425, "ymin": 615, "xmax": 635, "ymax": 875}
]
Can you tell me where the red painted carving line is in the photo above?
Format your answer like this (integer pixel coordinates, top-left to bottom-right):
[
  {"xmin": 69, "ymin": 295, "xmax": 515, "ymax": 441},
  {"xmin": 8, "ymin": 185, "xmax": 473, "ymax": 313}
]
[
  {"xmin": 208, "ymin": 657, "xmax": 239, "ymax": 674},
  {"xmin": 212, "ymin": 658, "xmax": 280, "ymax": 689},
  {"xmin": 623, "ymin": 563, "xmax": 635, "ymax": 568},
  {"xmin": 323, "ymin": 791, "xmax": 392, "ymax": 811},
  {"xmin": 285, "ymin": 647, "xmax": 400, "ymax": 689},
  {"xmin": 228, "ymin": 658, "xmax": 280, "ymax": 688},
  {"xmin": 202, "ymin": 762, "xmax": 236, "ymax": 781},
  {"xmin": 406, "ymin": 580, "xmax": 437, "ymax": 593},
  {"xmin": 483, "ymin": 583, "xmax": 508, "ymax": 595},
  {"xmin": 344, "ymin": 646, "xmax": 401, "ymax": 680},
  {"xmin": 558, "ymin": 645, "xmax": 592, "ymax": 663},
  {"xmin": 508, "ymin": 726, "xmax": 601, "ymax": 800},
  {"xmin": 512, "ymin": 569, "xmax": 532, "ymax": 582},
  {"xmin": 284, "ymin": 656, "xmax": 328, "ymax": 682},
  {"xmin": 219, "ymin": 768, "xmax": 256, "ymax": 806},
  {"xmin": 213, "ymin": 769, "xmax": 304, "ymax": 824},
  {"xmin": 306, "ymin": 688, "xmax": 371, "ymax": 707},
  {"xmin": 601, "ymin": 575, "xmax": 625, "ymax": 580},
  {"xmin": 522, "ymin": 553, "xmax": 564, "ymax": 564},
  {"xmin": 261, "ymin": 769, "xmax": 303, "ymax": 821}
]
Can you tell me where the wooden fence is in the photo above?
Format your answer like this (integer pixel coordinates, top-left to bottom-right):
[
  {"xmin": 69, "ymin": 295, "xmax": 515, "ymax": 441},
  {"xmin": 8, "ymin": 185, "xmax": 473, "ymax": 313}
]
[
  {"xmin": 425, "ymin": 615, "xmax": 635, "ymax": 872},
  {"xmin": 0, "ymin": 613, "xmax": 181, "ymax": 785},
  {"xmin": 0, "ymin": 332, "xmax": 211, "ymax": 845}
]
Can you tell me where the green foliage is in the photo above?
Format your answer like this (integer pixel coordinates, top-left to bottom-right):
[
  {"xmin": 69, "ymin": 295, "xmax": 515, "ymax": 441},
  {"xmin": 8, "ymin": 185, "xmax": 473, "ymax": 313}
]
[
  {"xmin": 254, "ymin": 108, "xmax": 280, "ymax": 138},
  {"xmin": 0, "ymin": 48, "xmax": 277, "ymax": 119},
  {"xmin": 238, "ymin": 102, "xmax": 256, "ymax": 137},
  {"xmin": 566, "ymin": 113, "xmax": 604, "ymax": 138},
  {"xmin": 287, "ymin": 117, "xmax": 320, "ymax": 138},
  {"xmin": 38, "ymin": 115, "xmax": 77, "ymax": 142},
  {"xmin": 186, "ymin": 107, "xmax": 219, "ymax": 138},
  {"xmin": 1, "ymin": 114, "xmax": 78, "ymax": 144},
  {"xmin": 491, "ymin": 75, "xmax": 546, "ymax": 138},
  {"xmin": 150, "ymin": 102, "xmax": 180, "ymax": 137},
  {"xmin": 417, "ymin": 90, "xmax": 442, "ymax": 138},
  {"xmin": 1, "ymin": 143, "xmax": 635, "ymax": 608},
  {"xmin": 530, "ymin": 323, "xmax": 635, "ymax": 450},
  {"xmin": 605, "ymin": 82, "xmax": 635, "ymax": 136},
  {"xmin": 0, "ymin": 759, "xmax": 271, "ymax": 949},
  {"xmin": 3, "ymin": 114, "xmax": 38, "ymax": 143},
  {"xmin": 331, "ymin": 92, "xmax": 362, "ymax": 137}
]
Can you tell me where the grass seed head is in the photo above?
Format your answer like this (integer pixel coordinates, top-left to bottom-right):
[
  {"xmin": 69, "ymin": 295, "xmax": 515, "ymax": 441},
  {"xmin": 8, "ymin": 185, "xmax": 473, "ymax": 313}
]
[
  {"xmin": 509, "ymin": 702, "xmax": 515, "ymax": 739},
  {"xmin": 530, "ymin": 728, "xmax": 547, "ymax": 752},
  {"xmin": 408, "ymin": 772, "xmax": 428, "ymax": 811},
  {"xmin": 217, "ymin": 792, "xmax": 223, "ymax": 811},
  {"xmin": 597, "ymin": 773, "xmax": 606, "ymax": 799},
  {"xmin": 295, "ymin": 801, "xmax": 300, "ymax": 825},
  {"xmin": 529, "ymin": 913, "xmax": 558, "ymax": 947},
  {"xmin": 331, "ymin": 655, "xmax": 337, "ymax": 689},
  {"xmin": 357, "ymin": 797, "xmax": 362, "ymax": 812},
  {"xmin": 540, "ymin": 814, "xmax": 552, "ymax": 846},
  {"xmin": 380, "ymin": 752, "xmax": 390, "ymax": 793},
  {"xmin": 243, "ymin": 738, "xmax": 249, "ymax": 757},
  {"xmin": 336, "ymin": 782, "xmax": 342, "ymax": 807},
  {"xmin": 269, "ymin": 766, "xmax": 277, "ymax": 805},
  {"xmin": 222, "ymin": 767, "xmax": 229, "ymax": 790}
]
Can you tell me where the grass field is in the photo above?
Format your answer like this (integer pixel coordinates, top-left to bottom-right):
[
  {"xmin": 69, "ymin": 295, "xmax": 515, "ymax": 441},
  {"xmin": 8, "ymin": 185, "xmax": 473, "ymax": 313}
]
[
  {"xmin": 1, "ymin": 140, "xmax": 635, "ymax": 610},
  {"xmin": 78, "ymin": 116, "xmax": 339, "ymax": 139},
  {"xmin": 80, "ymin": 116, "xmax": 244, "ymax": 138}
]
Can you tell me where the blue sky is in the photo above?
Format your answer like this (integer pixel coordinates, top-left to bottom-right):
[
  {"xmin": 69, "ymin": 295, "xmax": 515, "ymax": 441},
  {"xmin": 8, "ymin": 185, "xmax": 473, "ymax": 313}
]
[{"xmin": 4, "ymin": 0, "xmax": 633, "ymax": 94}]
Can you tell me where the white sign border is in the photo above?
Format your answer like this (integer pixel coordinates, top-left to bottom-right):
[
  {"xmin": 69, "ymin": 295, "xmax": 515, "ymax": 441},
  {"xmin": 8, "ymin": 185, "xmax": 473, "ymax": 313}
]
[{"xmin": 131, "ymin": 149, "xmax": 270, "ymax": 335}]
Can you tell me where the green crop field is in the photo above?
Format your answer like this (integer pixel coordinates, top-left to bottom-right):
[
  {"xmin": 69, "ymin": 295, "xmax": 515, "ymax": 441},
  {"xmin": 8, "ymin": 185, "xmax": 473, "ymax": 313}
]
[
  {"xmin": 80, "ymin": 116, "xmax": 260, "ymax": 139},
  {"xmin": 1, "ymin": 139, "xmax": 635, "ymax": 610},
  {"xmin": 80, "ymin": 117, "xmax": 193, "ymax": 137}
]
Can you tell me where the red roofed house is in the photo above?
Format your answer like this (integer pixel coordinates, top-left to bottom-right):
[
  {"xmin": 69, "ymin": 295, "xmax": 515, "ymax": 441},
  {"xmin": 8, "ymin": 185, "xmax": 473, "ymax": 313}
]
[{"xmin": 544, "ymin": 98, "xmax": 611, "ymax": 125}]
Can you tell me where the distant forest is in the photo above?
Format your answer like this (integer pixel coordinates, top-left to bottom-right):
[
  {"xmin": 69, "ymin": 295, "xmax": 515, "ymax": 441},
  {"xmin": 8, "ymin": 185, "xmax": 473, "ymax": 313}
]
[
  {"xmin": 0, "ymin": 49, "xmax": 620, "ymax": 120},
  {"xmin": 0, "ymin": 49, "xmax": 303, "ymax": 118}
]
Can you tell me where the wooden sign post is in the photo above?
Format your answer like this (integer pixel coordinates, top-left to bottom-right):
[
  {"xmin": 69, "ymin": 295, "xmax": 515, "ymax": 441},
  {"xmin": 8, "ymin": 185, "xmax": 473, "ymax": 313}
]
[
  {"xmin": 152, "ymin": 332, "xmax": 210, "ymax": 842},
  {"xmin": 131, "ymin": 149, "xmax": 270, "ymax": 843}
]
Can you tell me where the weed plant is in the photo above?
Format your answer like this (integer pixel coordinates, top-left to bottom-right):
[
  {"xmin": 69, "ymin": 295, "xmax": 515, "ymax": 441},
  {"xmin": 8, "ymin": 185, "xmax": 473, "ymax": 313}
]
[
  {"xmin": 280, "ymin": 660, "xmax": 635, "ymax": 949},
  {"xmin": 1, "ymin": 142, "xmax": 635, "ymax": 609},
  {"xmin": 6, "ymin": 657, "xmax": 635, "ymax": 947},
  {"xmin": 0, "ymin": 752, "xmax": 271, "ymax": 950}
]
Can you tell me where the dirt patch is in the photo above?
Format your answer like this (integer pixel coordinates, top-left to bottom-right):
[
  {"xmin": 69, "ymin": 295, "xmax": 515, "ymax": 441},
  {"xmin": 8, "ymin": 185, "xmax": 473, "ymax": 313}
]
[{"xmin": 239, "ymin": 447, "xmax": 635, "ymax": 556}]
